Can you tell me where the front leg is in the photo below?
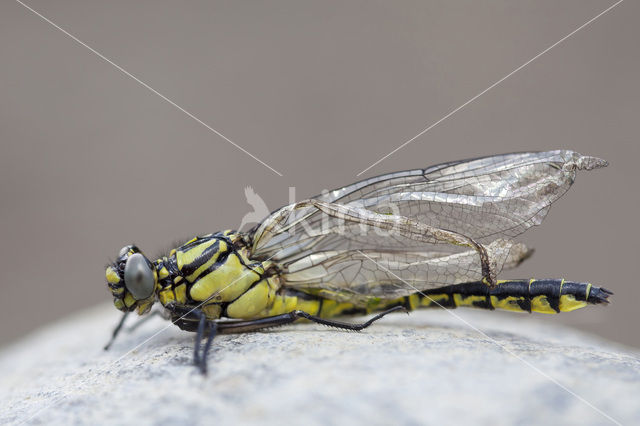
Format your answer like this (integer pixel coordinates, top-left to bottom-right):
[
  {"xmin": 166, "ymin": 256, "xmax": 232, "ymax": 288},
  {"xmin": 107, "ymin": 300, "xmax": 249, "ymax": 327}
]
[
  {"xmin": 105, "ymin": 309, "xmax": 173, "ymax": 350},
  {"xmin": 196, "ymin": 319, "xmax": 218, "ymax": 374},
  {"xmin": 165, "ymin": 302, "xmax": 219, "ymax": 374},
  {"xmin": 104, "ymin": 311, "xmax": 130, "ymax": 350}
]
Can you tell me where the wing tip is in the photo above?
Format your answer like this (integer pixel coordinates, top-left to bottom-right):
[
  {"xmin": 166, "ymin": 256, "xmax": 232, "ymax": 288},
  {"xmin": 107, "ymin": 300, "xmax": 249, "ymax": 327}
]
[{"xmin": 566, "ymin": 153, "xmax": 609, "ymax": 171}]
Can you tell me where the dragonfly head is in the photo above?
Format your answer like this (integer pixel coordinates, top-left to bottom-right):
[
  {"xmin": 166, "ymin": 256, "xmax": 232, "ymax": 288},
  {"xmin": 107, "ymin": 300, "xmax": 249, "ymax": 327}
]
[{"xmin": 106, "ymin": 245, "xmax": 158, "ymax": 315}]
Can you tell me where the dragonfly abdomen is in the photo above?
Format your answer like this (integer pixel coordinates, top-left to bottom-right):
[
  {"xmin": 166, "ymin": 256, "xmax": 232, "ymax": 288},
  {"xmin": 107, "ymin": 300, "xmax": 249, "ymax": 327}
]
[
  {"xmin": 251, "ymin": 279, "xmax": 612, "ymax": 320},
  {"xmin": 415, "ymin": 279, "xmax": 612, "ymax": 314}
]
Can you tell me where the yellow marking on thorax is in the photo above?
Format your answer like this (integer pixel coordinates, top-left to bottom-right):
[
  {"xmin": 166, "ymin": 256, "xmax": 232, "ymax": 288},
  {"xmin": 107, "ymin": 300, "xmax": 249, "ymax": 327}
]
[
  {"xmin": 158, "ymin": 265, "xmax": 170, "ymax": 280},
  {"xmin": 176, "ymin": 239, "xmax": 221, "ymax": 272},
  {"xmin": 158, "ymin": 287, "xmax": 175, "ymax": 305},
  {"xmin": 174, "ymin": 284, "xmax": 187, "ymax": 304},
  {"xmin": 185, "ymin": 242, "xmax": 228, "ymax": 282},
  {"xmin": 226, "ymin": 279, "xmax": 276, "ymax": 318},
  {"xmin": 189, "ymin": 253, "xmax": 262, "ymax": 302},
  {"xmin": 202, "ymin": 303, "xmax": 222, "ymax": 319},
  {"xmin": 235, "ymin": 246, "xmax": 254, "ymax": 265},
  {"xmin": 157, "ymin": 283, "xmax": 192, "ymax": 309}
]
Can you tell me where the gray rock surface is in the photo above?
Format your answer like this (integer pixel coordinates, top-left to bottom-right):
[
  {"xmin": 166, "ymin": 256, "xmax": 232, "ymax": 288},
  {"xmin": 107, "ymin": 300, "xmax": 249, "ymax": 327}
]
[{"xmin": 1, "ymin": 304, "xmax": 638, "ymax": 425}]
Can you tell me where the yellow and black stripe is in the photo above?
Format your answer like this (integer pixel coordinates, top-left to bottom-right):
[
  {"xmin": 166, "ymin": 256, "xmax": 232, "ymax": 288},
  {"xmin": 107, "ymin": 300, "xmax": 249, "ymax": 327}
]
[
  {"xmin": 399, "ymin": 279, "xmax": 612, "ymax": 314},
  {"xmin": 249, "ymin": 279, "xmax": 611, "ymax": 320},
  {"xmin": 152, "ymin": 231, "xmax": 286, "ymax": 325}
]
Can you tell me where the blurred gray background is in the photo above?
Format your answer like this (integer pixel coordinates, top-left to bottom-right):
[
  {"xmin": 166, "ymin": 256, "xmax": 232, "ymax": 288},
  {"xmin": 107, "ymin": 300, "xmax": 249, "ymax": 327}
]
[{"xmin": 0, "ymin": 0, "xmax": 638, "ymax": 348}]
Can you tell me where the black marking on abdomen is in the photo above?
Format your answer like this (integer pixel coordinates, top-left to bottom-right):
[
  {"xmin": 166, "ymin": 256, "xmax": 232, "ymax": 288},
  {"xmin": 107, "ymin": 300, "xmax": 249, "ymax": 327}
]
[
  {"xmin": 530, "ymin": 279, "xmax": 561, "ymax": 313},
  {"xmin": 403, "ymin": 296, "xmax": 413, "ymax": 311}
]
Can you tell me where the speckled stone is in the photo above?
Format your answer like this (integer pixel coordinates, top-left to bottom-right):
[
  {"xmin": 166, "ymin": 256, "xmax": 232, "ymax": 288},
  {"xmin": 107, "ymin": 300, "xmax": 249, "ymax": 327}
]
[{"xmin": 1, "ymin": 304, "xmax": 638, "ymax": 425}]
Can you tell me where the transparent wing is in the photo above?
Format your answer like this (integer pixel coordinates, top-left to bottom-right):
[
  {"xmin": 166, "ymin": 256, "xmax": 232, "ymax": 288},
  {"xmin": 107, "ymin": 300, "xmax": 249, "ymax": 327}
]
[
  {"xmin": 250, "ymin": 199, "xmax": 530, "ymax": 301},
  {"xmin": 283, "ymin": 240, "xmax": 532, "ymax": 306},
  {"xmin": 247, "ymin": 150, "xmax": 605, "ymax": 302},
  {"xmin": 312, "ymin": 150, "xmax": 607, "ymax": 241}
]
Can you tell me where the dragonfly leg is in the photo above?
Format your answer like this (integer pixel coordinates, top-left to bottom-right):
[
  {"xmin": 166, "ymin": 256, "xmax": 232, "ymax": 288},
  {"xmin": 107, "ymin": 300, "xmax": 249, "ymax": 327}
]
[
  {"xmin": 294, "ymin": 305, "xmax": 407, "ymax": 330},
  {"xmin": 216, "ymin": 305, "xmax": 407, "ymax": 334},
  {"xmin": 125, "ymin": 310, "xmax": 164, "ymax": 333},
  {"xmin": 191, "ymin": 310, "xmax": 219, "ymax": 374},
  {"xmin": 193, "ymin": 311, "xmax": 206, "ymax": 369},
  {"xmin": 103, "ymin": 311, "xmax": 130, "ymax": 351},
  {"xmin": 199, "ymin": 322, "xmax": 218, "ymax": 374},
  {"xmin": 165, "ymin": 303, "xmax": 218, "ymax": 375}
]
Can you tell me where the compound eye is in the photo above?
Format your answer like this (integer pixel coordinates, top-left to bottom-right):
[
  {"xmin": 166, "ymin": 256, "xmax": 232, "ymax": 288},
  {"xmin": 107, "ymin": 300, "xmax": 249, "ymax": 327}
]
[{"xmin": 124, "ymin": 253, "xmax": 155, "ymax": 299}]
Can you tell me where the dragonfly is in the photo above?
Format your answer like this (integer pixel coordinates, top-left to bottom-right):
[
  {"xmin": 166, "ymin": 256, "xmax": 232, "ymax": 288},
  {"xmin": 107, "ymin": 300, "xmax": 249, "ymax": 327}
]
[{"xmin": 104, "ymin": 150, "xmax": 611, "ymax": 373}]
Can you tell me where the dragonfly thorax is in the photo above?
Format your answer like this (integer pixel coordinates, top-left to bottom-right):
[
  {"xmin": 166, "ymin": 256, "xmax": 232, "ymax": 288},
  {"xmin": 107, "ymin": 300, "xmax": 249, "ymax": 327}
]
[{"xmin": 106, "ymin": 231, "xmax": 279, "ymax": 321}]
